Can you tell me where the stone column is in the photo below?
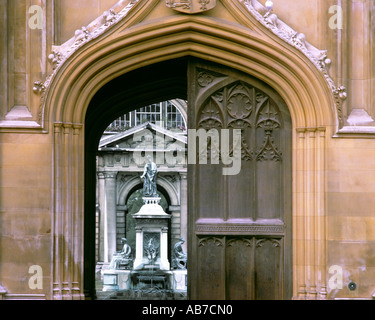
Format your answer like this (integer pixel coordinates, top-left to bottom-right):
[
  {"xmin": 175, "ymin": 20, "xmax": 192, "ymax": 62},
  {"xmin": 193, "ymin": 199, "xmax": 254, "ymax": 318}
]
[
  {"xmin": 8, "ymin": 1, "xmax": 28, "ymax": 113},
  {"xmin": 169, "ymin": 205, "xmax": 181, "ymax": 244},
  {"xmin": 0, "ymin": 0, "xmax": 7, "ymax": 118},
  {"xmin": 347, "ymin": 0, "xmax": 371, "ymax": 115},
  {"xmin": 179, "ymin": 172, "xmax": 188, "ymax": 252},
  {"xmin": 116, "ymin": 205, "xmax": 127, "ymax": 251},
  {"xmin": 294, "ymin": 127, "xmax": 327, "ymax": 300},
  {"xmin": 3, "ymin": 0, "xmax": 52, "ymax": 122},
  {"xmin": 97, "ymin": 172, "xmax": 106, "ymax": 262},
  {"xmin": 134, "ymin": 226, "xmax": 143, "ymax": 269},
  {"xmin": 160, "ymin": 227, "xmax": 170, "ymax": 270},
  {"xmin": 339, "ymin": 0, "xmax": 375, "ymax": 126},
  {"xmin": 104, "ymin": 172, "xmax": 117, "ymax": 262}
]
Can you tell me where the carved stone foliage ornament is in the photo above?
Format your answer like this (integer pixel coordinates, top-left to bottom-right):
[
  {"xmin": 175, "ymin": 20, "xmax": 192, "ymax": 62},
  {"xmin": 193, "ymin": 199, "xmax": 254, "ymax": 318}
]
[
  {"xmin": 165, "ymin": 0, "xmax": 216, "ymax": 14},
  {"xmin": 32, "ymin": 1, "xmax": 137, "ymax": 124},
  {"xmin": 242, "ymin": 0, "xmax": 347, "ymax": 127}
]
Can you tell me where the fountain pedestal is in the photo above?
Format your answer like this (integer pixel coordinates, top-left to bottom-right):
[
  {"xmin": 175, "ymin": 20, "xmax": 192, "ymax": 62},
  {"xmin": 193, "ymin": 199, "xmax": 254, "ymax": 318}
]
[{"xmin": 132, "ymin": 197, "xmax": 171, "ymax": 271}]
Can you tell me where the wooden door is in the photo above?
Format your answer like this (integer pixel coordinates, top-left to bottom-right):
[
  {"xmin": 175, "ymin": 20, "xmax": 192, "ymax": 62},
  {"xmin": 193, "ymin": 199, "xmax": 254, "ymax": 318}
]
[{"xmin": 187, "ymin": 59, "xmax": 292, "ymax": 300}]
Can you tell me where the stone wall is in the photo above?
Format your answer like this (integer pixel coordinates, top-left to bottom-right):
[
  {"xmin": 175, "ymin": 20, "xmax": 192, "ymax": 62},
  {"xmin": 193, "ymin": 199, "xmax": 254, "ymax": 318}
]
[{"xmin": 0, "ymin": 0, "xmax": 374, "ymax": 300}]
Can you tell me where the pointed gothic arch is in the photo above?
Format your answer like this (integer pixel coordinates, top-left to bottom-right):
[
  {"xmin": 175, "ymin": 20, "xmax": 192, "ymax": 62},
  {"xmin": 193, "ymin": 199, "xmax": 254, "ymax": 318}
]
[{"xmin": 44, "ymin": 0, "xmax": 334, "ymax": 299}]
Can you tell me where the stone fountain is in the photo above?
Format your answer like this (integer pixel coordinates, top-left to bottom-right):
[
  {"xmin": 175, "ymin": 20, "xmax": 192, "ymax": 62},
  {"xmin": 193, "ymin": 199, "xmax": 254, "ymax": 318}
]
[
  {"xmin": 101, "ymin": 155, "xmax": 186, "ymax": 296},
  {"xmin": 131, "ymin": 155, "xmax": 171, "ymax": 290}
]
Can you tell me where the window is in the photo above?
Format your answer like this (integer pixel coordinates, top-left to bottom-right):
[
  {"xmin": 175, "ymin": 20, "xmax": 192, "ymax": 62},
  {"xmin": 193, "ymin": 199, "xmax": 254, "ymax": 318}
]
[
  {"xmin": 135, "ymin": 104, "xmax": 161, "ymax": 125},
  {"xmin": 166, "ymin": 101, "xmax": 185, "ymax": 130},
  {"xmin": 106, "ymin": 113, "xmax": 131, "ymax": 132},
  {"xmin": 106, "ymin": 101, "xmax": 186, "ymax": 133}
]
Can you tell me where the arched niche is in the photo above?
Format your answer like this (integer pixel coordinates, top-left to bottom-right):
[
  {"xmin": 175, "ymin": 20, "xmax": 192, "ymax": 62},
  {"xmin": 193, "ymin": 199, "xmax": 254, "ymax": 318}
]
[{"xmin": 117, "ymin": 175, "xmax": 180, "ymax": 207}]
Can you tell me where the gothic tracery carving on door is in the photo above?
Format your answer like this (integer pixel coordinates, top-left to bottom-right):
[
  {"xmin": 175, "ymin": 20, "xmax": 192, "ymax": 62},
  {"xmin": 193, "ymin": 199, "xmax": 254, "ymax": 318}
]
[{"xmin": 196, "ymin": 77, "xmax": 283, "ymax": 163}]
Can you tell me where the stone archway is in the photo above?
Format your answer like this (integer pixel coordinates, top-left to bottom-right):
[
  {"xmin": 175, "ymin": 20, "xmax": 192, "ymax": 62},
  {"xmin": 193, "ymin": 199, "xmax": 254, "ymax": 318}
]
[
  {"xmin": 42, "ymin": 0, "xmax": 338, "ymax": 300},
  {"xmin": 84, "ymin": 59, "xmax": 189, "ymax": 298}
]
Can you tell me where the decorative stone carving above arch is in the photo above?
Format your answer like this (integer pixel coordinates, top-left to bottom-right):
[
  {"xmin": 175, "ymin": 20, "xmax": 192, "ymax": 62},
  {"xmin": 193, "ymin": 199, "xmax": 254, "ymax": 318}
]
[{"xmin": 36, "ymin": 0, "xmax": 342, "ymax": 132}]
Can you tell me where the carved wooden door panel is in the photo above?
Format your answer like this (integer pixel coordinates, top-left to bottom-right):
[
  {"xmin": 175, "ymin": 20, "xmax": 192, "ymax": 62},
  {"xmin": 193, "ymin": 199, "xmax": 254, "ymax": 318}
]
[{"xmin": 187, "ymin": 59, "xmax": 292, "ymax": 300}]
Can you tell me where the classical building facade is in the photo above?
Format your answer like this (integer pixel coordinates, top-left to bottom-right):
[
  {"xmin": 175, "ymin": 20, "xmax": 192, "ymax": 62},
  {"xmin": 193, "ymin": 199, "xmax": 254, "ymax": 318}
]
[
  {"xmin": 0, "ymin": 0, "xmax": 375, "ymax": 300},
  {"xmin": 95, "ymin": 120, "xmax": 188, "ymax": 296},
  {"xmin": 96, "ymin": 121, "xmax": 188, "ymax": 263}
]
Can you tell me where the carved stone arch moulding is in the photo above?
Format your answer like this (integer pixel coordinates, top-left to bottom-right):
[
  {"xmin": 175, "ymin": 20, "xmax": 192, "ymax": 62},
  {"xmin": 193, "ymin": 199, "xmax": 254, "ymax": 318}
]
[
  {"xmin": 34, "ymin": 0, "xmax": 341, "ymax": 131},
  {"xmin": 116, "ymin": 175, "xmax": 142, "ymax": 205}
]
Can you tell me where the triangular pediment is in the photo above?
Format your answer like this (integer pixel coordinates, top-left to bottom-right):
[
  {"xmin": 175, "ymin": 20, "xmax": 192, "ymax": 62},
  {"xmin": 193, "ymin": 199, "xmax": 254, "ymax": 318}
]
[{"xmin": 99, "ymin": 122, "xmax": 187, "ymax": 151}]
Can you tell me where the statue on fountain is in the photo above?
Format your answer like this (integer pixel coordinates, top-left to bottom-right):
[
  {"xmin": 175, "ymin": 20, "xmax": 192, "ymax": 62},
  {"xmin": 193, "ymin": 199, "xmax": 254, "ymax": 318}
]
[
  {"xmin": 132, "ymin": 155, "xmax": 170, "ymax": 272},
  {"xmin": 141, "ymin": 155, "xmax": 159, "ymax": 198}
]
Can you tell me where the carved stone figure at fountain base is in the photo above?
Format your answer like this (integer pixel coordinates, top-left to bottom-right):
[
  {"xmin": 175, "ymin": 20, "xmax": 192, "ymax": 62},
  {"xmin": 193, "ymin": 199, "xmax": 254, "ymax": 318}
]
[
  {"xmin": 108, "ymin": 237, "xmax": 133, "ymax": 270},
  {"xmin": 172, "ymin": 238, "xmax": 187, "ymax": 270},
  {"xmin": 109, "ymin": 253, "xmax": 133, "ymax": 270}
]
